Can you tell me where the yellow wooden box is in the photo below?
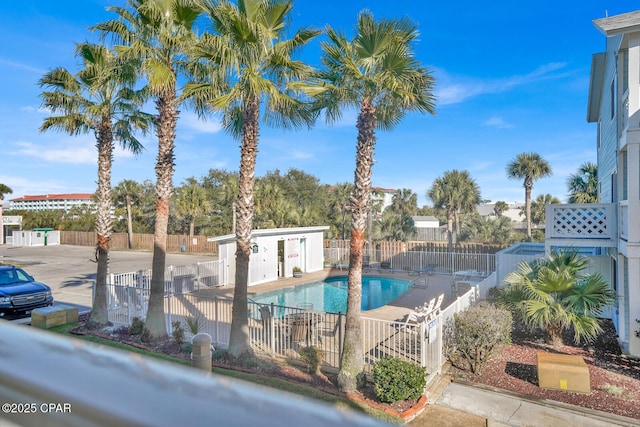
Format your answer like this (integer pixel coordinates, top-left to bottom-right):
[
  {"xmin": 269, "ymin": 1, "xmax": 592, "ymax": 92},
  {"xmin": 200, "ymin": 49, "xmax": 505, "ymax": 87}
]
[
  {"xmin": 31, "ymin": 305, "xmax": 79, "ymax": 329},
  {"xmin": 537, "ymin": 351, "xmax": 590, "ymax": 394}
]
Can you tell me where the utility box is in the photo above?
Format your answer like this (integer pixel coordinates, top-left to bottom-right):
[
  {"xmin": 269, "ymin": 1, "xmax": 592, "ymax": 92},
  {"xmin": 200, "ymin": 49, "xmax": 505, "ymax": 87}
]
[
  {"xmin": 537, "ymin": 351, "xmax": 590, "ymax": 394},
  {"xmin": 31, "ymin": 305, "xmax": 79, "ymax": 329}
]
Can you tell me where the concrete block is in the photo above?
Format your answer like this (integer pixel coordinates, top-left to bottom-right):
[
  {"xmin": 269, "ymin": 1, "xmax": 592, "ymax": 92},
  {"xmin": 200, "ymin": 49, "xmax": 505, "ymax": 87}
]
[
  {"xmin": 31, "ymin": 305, "xmax": 79, "ymax": 329},
  {"xmin": 537, "ymin": 351, "xmax": 590, "ymax": 394}
]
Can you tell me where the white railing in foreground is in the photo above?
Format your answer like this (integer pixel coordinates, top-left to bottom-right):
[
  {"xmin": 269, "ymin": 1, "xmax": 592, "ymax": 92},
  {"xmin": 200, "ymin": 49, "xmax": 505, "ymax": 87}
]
[{"xmin": 0, "ymin": 321, "xmax": 389, "ymax": 427}]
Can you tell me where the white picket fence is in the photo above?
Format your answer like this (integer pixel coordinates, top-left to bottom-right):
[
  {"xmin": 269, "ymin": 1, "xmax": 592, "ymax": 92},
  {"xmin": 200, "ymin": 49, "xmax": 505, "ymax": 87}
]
[{"xmin": 101, "ymin": 261, "xmax": 496, "ymax": 379}]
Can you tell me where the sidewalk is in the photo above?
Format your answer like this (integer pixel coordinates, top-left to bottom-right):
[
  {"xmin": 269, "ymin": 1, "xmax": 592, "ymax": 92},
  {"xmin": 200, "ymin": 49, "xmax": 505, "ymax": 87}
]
[{"xmin": 427, "ymin": 380, "xmax": 640, "ymax": 427}]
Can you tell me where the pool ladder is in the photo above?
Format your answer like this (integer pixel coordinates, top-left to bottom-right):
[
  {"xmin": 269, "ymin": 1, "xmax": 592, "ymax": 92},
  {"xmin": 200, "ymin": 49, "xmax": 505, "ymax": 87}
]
[{"xmin": 410, "ymin": 273, "xmax": 429, "ymax": 289}]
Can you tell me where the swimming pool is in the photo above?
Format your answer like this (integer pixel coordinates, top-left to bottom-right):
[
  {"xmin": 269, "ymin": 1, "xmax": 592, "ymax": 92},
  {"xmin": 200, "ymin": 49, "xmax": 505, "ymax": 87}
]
[{"xmin": 251, "ymin": 276, "xmax": 412, "ymax": 313}]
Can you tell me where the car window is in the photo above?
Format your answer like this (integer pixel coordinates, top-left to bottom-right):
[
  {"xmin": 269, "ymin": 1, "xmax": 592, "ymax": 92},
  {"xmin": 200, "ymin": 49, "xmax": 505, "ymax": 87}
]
[{"xmin": 15, "ymin": 269, "xmax": 31, "ymax": 282}]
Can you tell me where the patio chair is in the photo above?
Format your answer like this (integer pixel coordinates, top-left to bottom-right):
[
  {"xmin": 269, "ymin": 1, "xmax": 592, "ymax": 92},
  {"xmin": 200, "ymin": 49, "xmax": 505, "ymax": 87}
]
[
  {"xmin": 409, "ymin": 264, "xmax": 437, "ymax": 276},
  {"xmin": 362, "ymin": 256, "xmax": 371, "ymax": 271},
  {"xmin": 415, "ymin": 297, "xmax": 436, "ymax": 316},
  {"xmin": 378, "ymin": 261, "xmax": 393, "ymax": 273},
  {"xmin": 428, "ymin": 294, "xmax": 444, "ymax": 320}
]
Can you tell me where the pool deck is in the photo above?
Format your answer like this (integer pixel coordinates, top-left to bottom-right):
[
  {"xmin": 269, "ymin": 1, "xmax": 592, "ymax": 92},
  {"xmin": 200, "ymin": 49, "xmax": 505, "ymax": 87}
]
[{"xmin": 198, "ymin": 267, "xmax": 462, "ymax": 323}]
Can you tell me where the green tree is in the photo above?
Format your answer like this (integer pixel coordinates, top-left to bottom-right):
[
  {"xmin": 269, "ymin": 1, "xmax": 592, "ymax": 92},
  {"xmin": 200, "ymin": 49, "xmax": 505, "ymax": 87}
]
[
  {"xmin": 187, "ymin": 0, "xmax": 319, "ymax": 358},
  {"xmin": 428, "ymin": 170, "xmax": 478, "ymax": 251},
  {"xmin": 493, "ymin": 201, "xmax": 509, "ymax": 217},
  {"xmin": 39, "ymin": 42, "xmax": 150, "ymax": 327},
  {"xmin": 373, "ymin": 210, "xmax": 414, "ymax": 241},
  {"xmin": 113, "ymin": 179, "xmax": 144, "ymax": 249},
  {"xmin": 528, "ymin": 193, "xmax": 560, "ymax": 228},
  {"xmin": 0, "ymin": 184, "xmax": 13, "ymax": 200},
  {"xmin": 500, "ymin": 250, "xmax": 615, "ymax": 346},
  {"xmin": 460, "ymin": 214, "xmax": 512, "ymax": 245},
  {"xmin": 311, "ymin": 11, "xmax": 435, "ymax": 392},
  {"xmin": 174, "ymin": 182, "xmax": 210, "ymax": 237},
  {"xmin": 568, "ymin": 162, "xmax": 598, "ymax": 204},
  {"xmin": 95, "ymin": 0, "xmax": 202, "ymax": 338},
  {"xmin": 506, "ymin": 152, "xmax": 552, "ymax": 242},
  {"xmin": 329, "ymin": 182, "xmax": 353, "ymax": 240}
]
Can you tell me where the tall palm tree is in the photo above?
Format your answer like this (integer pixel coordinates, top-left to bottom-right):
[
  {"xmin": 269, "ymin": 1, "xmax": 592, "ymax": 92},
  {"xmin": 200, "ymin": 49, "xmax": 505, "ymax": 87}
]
[
  {"xmin": 39, "ymin": 42, "xmax": 150, "ymax": 326},
  {"xmin": 311, "ymin": 11, "xmax": 435, "ymax": 392},
  {"xmin": 506, "ymin": 152, "xmax": 552, "ymax": 242},
  {"xmin": 186, "ymin": 0, "xmax": 320, "ymax": 357},
  {"xmin": 501, "ymin": 250, "xmax": 615, "ymax": 346},
  {"xmin": 113, "ymin": 179, "xmax": 144, "ymax": 249},
  {"xmin": 388, "ymin": 188, "xmax": 418, "ymax": 217},
  {"xmin": 0, "ymin": 184, "xmax": 12, "ymax": 201},
  {"xmin": 568, "ymin": 162, "xmax": 598, "ymax": 203},
  {"xmin": 428, "ymin": 170, "xmax": 478, "ymax": 251},
  {"xmin": 94, "ymin": 0, "xmax": 201, "ymax": 338},
  {"xmin": 329, "ymin": 182, "xmax": 354, "ymax": 240},
  {"xmin": 528, "ymin": 193, "xmax": 560, "ymax": 228}
]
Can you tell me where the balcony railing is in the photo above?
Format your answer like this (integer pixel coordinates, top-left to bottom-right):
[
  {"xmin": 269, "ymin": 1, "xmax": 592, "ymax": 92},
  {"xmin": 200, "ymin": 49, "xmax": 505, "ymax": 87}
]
[{"xmin": 545, "ymin": 203, "xmax": 617, "ymax": 247}]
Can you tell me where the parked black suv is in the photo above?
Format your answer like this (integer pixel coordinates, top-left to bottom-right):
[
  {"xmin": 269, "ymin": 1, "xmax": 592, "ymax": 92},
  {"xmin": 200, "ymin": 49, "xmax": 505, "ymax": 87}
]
[{"xmin": 0, "ymin": 265, "xmax": 54, "ymax": 318}]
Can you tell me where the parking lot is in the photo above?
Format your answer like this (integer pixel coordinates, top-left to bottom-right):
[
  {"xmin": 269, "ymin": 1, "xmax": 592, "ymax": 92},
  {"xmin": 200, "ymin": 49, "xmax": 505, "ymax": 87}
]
[{"xmin": 0, "ymin": 244, "xmax": 216, "ymax": 311}]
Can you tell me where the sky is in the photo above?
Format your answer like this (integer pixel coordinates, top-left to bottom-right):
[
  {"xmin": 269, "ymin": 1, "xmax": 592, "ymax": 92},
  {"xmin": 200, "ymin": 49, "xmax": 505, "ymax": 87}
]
[{"xmin": 0, "ymin": 1, "xmax": 637, "ymax": 208}]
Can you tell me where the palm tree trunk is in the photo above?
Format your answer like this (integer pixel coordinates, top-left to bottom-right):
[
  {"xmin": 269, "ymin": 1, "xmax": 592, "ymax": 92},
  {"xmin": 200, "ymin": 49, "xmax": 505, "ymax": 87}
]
[
  {"xmin": 338, "ymin": 100, "xmax": 376, "ymax": 392},
  {"xmin": 525, "ymin": 182, "xmax": 532, "ymax": 241},
  {"xmin": 189, "ymin": 218, "xmax": 195, "ymax": 238},
  {"xmin": 146, "ymin": 89, "xmax": 178, "ymax": 340},
  {"xmin": 228, "ymin": 97, "xmax": 260, "ymax": 358},
  {"xmin": 89, "ymin": 122, "xmax": 113, "ymax": 327},
  {"xmin": 446, "ymin": 210, "xmax": 454, "ymax": 252},
  {"xmin": 126, "ymin": 195, "xmax": 133, "ymax": 250}
]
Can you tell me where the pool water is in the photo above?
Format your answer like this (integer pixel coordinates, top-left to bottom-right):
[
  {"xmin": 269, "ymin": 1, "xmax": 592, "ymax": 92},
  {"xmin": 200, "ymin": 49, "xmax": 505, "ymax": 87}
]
[{"xmin": 251, "ymin": 276, "xmax": 412, "ymax": 313}]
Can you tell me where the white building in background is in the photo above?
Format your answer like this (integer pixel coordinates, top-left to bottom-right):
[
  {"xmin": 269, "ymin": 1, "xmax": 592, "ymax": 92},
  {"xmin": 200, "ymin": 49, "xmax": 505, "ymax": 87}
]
[
  {"xmin": 545, "ymin": 10, "xmax": 640, "ymax": 356},
  {"xmin": 9, "ymin": 193, "xmax": 94, "ymax": 212},
  {"xmin": 208, "ymin": 226, "xmax": 329, "ymax": 287}
]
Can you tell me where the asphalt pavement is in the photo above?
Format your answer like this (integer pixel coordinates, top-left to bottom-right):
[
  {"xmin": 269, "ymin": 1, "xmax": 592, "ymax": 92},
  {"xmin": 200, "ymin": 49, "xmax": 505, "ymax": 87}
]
[{"xmin": 0, "ymin": 244, "xmax": 215, "ymax": 309}]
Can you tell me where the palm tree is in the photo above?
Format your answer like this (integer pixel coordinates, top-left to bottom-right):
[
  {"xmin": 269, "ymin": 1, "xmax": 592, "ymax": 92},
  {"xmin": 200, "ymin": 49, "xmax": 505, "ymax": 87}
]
[
  {"xmin": 186, "ymin": 0, "xmax": 319, "ymax": 358},
  {"xmin": 568, "ymin": 162, "xmax": 598, "ymax": 203},
  {"xmin": 174, "ymin": 182, "xmax": 210, "ymax": 237},
  {"xmin": 0, "ymin": 184, "xmax": 12, "ymax": 200},
  {"xmin": 388, "ymin": 188, "xmax": 418, "ymax": 217},
  {"xmin": 528, "ymin": 193, "xmax": 560, "ymax": 228},
  {"xmin": 94, "ymin": 0, "xmax": 202, "ymax": 338},
  {"xmin": 493, "ymin": 201, "xmax": 509, "ymax": 217},
  {"xmin": 506, "ymin": 152, "xmax": 552, "ymax": 242},
  {"xmin": 113, "ymin": 179, "xmax": 144, "ymax": 249},
  {"xmin": 311, "ymin": 11, "xmax": 435, "ymax": 392},
  {"xmin": 428, "ymin": 170, "xmax": 478, "ymax": 251},
  {"xmin": 452, "ymin": 173, "xmax": 481, "ymax": 242},
  {"xmin": 329, "ymin": 182, "xmax": 354, "ymax": 240},
  {"xmin": 500, "ymin": 250, "xmax": 615, "ymax": 346},
  {"xmin": 39, "ymin": 42, "xmax": 150, "ymax": 327}
]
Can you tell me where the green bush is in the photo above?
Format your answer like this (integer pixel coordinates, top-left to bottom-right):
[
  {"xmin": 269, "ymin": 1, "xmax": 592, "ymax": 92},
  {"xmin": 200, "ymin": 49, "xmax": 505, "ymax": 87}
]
[
  {"xmin": 299, "ymin": 346, "xmax": 324, "ymax": 375},
  {"xmin": 171, "ymin": 321, "xmax": 185, "ymax": 346},
  {"xmin": 372, "ymin": 357, "xmax": 426, "ymax": 403},
  {"xmin": 129, "ymin": 317, "xmax": 145, "ymax": 335},
  {"xmin": 449, "ymin": 302, "xmax": 512, "ymax": 374}
]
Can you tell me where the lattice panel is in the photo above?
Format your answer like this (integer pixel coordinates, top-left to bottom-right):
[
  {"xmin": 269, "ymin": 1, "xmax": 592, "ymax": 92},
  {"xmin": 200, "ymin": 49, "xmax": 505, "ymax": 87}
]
[{"xmin": 552, "ymin": 207, "xmax": 609, "ymax": 237}]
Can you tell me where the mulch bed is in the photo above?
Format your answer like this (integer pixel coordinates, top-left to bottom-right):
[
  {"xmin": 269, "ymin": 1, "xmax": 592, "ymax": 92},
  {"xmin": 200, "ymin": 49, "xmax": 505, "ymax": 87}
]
[{"xmin": 447, "ymin": 320, "xmax": 640, "ymax": 420}]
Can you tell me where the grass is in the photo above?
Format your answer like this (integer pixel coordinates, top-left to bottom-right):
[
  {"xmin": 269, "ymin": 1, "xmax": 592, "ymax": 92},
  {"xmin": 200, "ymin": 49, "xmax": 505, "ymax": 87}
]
[{"xmin": 47, "ymin": 322, "xmax": 402, "ymax": 424}]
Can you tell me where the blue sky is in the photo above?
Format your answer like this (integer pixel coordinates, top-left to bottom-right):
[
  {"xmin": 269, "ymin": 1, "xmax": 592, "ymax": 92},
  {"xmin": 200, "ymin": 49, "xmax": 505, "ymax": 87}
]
[{"xmin": 0, "ymin": 1, "xmax": 636, "ymax": 207}]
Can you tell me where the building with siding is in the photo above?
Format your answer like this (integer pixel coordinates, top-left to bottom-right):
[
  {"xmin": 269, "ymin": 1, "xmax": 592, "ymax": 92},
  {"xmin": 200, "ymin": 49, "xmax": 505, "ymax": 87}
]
[
  {"xmin": 9, "ymin": 194, "xmax": 94, "ymax": 212},
  {"xmin": 545, "ymin": 10, "xmax": 640, "ymax": 356}
]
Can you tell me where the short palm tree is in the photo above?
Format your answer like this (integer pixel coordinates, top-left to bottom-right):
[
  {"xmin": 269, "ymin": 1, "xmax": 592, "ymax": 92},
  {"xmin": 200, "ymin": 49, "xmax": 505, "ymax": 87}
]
[
  {"xmin": 310, "ymin": 10, "xmax": 435, "ymax": 392},
  {"xmin": 428, "ymin": 170, "xmax": 478, "ymax": 251},
  {"xmin": 329, "ymin": 182, "xmax": 354, "ymax": 240},
  {"xmin": 493, "ymin": 201, "xmax": 509, "ymax": 217},
  {"xmin": 112, "ymin": 179, "xmax": 144, "ymax": 249},
  {"xmin": 94, "ymin": 0, "xmax": 202, "ymax": 338},
  {"xmin": 506, "ymin": 152, "xmax": 552, "ymax": 242},
  {"xmin": 174, "ymin": 182, "xmax": 211, "ymax": 237},
  {"xmin": 186, "ymin": 0, "xmax": 320, "ymax": 357},
  {"xmin": 567, "ymin": 162, "xmax": 598, "ymax": 204},
  {"xmin": 500, "ymin": 250, "xmax": 615, "ymax": 346},
  {"xmin": 39, "ymin": 42, "xmax": 151, "ymax": 326}
]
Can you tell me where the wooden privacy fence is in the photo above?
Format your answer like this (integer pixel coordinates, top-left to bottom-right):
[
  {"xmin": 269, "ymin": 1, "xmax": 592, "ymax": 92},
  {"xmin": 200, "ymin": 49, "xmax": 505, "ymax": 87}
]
[
  {"xmin": 325, "ymin": 239, "xmax": 505, "ymax": 255},
  {"xmin": 61, "ymin": 231, "xmax": 219, "ymax": 255}
]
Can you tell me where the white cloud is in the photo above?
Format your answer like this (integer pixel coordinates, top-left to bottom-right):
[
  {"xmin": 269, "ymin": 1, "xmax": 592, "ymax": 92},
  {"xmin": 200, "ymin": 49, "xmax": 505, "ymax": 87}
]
[
  {"xmin": 435, "ymin": 62, "xmax": 570, "ymax": 106},
  {"xmin": 11, "ymin": 140, "xmax": 95, "ymax": 165},
  {"xmin": 0, "ymin": 57, "xmax": 46, "ymax": 74},
  {"xmin": 179, "ymin": 112, "xmax": 223, "ymax": 134},
  {"xmin": 483, "ymin": 116, "xmax": 514, "ymax": 129}
]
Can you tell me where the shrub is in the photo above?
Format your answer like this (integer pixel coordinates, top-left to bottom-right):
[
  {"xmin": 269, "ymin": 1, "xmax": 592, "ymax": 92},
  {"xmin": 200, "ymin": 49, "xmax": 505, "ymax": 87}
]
[
  {"xmin": 372, "ymin": 357, "xmax": 426, "ymax": 403},
  {"xmin": 140, "ymin": 327, "xmax": 152, "ymax": 344},
  {"xmin": 171, "ymin": 321, "xmax": 185, "ymax": 346},
  {"xmin": 299, "ymin": 346, "xmax": 324, "ymax": 375},
  {"xmin": 129, "ymin": 317, "xmax": 145, "ymax": 335},
  {"xmin": 186, "ymin": 315, "xmax": 204, "ymax": 336},
  {"xmin": 449, "ymin": 302, "xmax": 512, "ymax": 374}
]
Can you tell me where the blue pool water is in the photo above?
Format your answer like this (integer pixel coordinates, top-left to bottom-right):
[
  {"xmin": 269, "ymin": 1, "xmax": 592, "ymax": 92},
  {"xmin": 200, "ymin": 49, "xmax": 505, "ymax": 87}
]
[{"xmin": 251, "ymin": 276, "xmax": 412, "ymax": 313}]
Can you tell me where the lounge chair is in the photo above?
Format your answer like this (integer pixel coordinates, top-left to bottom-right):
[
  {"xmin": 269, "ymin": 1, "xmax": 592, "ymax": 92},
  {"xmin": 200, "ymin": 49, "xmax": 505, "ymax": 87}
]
[
  {"xmin": 378, "ymin": 261, "xmax": 393, "ymax": 273},
  {"xmin": 409, "ymin": 264, "xmax": 437, "ymax": 276}
]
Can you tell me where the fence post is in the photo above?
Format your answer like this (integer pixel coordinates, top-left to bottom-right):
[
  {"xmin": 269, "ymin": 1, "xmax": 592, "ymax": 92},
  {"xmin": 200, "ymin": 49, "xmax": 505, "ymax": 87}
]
[
  {"xmin": 420, "ymin": 322, "xmax": 427, "ymax": 369},
  {"xmin": 338, "ymin": 312, "xmax": 343, "ymax": 360},
  {"xmin": 269, "ymin": 302, "xmax": 276, "ymax": 354}
]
